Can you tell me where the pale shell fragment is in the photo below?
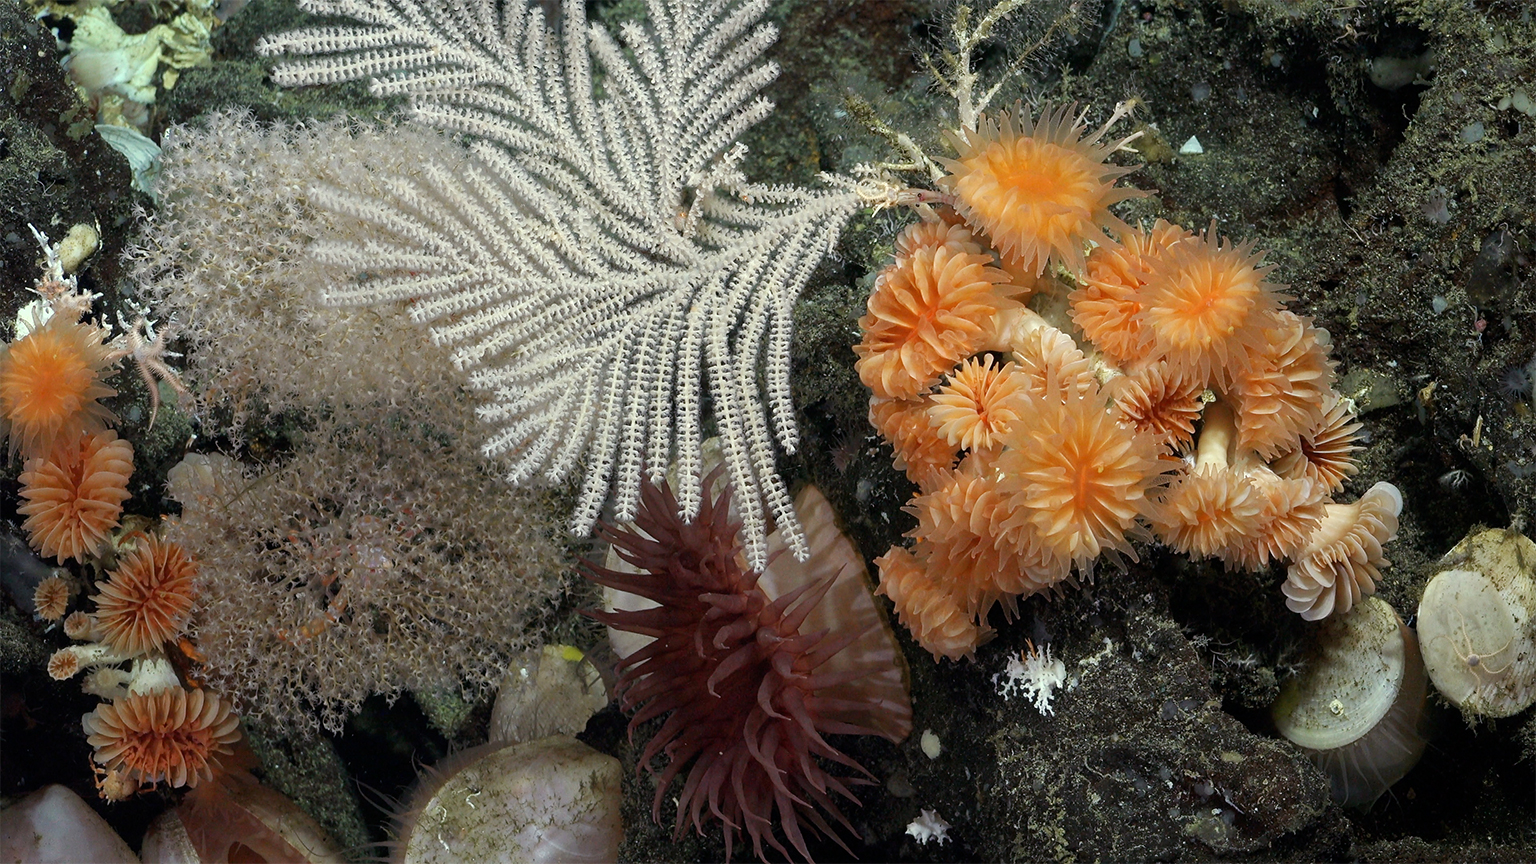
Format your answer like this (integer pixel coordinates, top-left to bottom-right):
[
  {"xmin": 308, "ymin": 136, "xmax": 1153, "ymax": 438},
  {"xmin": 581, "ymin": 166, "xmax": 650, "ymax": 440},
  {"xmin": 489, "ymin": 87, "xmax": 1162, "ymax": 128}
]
[
  {"xmin": 0, "ymin": 784, "xmax": 138, "ymax": 863},
  {"xmin": 490, "ymin": 644, "xmax": 608, "ymax": 746}
]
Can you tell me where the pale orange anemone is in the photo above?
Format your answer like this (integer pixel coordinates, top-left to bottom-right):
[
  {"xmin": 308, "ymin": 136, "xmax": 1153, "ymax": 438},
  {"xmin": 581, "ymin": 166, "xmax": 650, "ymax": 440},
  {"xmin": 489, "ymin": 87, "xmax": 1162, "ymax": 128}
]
[
  {"xmin": 1136, "ymin": 223, "xmax": 1287, "ymax": 389},
  {"xmin": 94, "ymin": 535, "xmax": 198, "ymax": 657},
  {"xmin": 875, "ymin": 546, "xmax": 991, "ymax": 663},
  {"xmin": 1218, "ymin": 469, "xmax": 1327, "ymax": 571},
  {"xmin": 1282, "ymin": 482, "xmax": 1402, "ymax": 620},
  {"xmin": 940, "ymin": 103, "xmax": 1146, "ymax": 276},
  {"xmin": 1011, "ymin": 324, "xmax": 1096, "ymax": 400},
  {"xmin": 34, "ymin": 575, "xmax": 70, "ymax": 620},
  {"xmin": 905, "ymin": 458, "xmax": 1056, "ymax": 620},
  {"xmin": 1272, "ymin": 392, "xmax": 1361, "ymax": 493},
  {"xmin": 1151, "ymin": 465, "xmax": 1264, "ymax": 559},
  {"xmin": 1070, "ymin": 219, "xmax": 1193, "ymax": 366},
  {"xmin": 868, "ymin": 397, "xmax": 956, "ymax": 491},
  {"xmin": 894, "ymin": 220, "xmax": 984, "ymax": 258},
  {"xmin": 994, "ymin": 386, "xmax": 1168, "ymax": 579},
  {"xmin": 927, "ymin": 354, "xmax": 1026, "ymax": 452},
  {"xmin": 18, "ymin": 430, "xmax": 134, "ymax": 563},
  {"xmin": 854, "ymin": 245, "xmax": 1011, "ymax": 399},
  {"xmin": 0, "ymin": 309, "xmax": 118, "ymax": 460},
  {"xmin": 1106, "ymin": 361, "xmax": 1206, "ymax": 450},
  {"xmin": 83, "ymin": 686, "xmax": 242, "ymax": 793},
  {"xmin": 1231, "ymin": 311, "xmax": 1335, "ymax": 457}
]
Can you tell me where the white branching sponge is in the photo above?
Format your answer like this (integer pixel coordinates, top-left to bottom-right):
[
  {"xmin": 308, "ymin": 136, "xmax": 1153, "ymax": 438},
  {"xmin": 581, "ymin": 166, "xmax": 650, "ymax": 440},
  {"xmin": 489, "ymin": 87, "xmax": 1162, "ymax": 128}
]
[{"xmin": 255, "ymin": 0, "xmax": 862, "ymax": 566}]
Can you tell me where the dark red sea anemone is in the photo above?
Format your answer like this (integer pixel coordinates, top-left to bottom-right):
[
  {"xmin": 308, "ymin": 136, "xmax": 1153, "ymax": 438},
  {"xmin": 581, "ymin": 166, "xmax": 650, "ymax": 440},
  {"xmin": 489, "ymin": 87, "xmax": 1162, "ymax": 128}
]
[{"xmin": 583, "ymin": 472, "xmax": 881, "ymax": 863}]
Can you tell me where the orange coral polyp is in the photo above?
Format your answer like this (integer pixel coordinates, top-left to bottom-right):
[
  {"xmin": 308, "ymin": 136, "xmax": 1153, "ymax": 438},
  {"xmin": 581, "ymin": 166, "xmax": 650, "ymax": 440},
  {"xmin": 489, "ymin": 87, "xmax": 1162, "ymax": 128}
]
[
  {"xmin": 1107, "ymin": 362, "xmax": 1205, "ymax": 450},
  {"xmin": 0, "ymin": 311, "xmax": 118, "ymax": 460},
  {"xmin": 1282, "ymin": 482, "xmax": 1402, "ymax": 620},
  {"xmin": 94, "ymin": 535, "xmax": 199, "ymax": 657},
  {"xmin": 1273, "ymin": 392, "xmax": 1361, "ymax": 493},
  {"xmin": 906, "ymin": 460, "xmax": 1051, "ymax": 618},
  {"xmin": 941, "ymin": 104, "xmax": 1145, "ymax": 276},
  {"xmin": 83, "ymin": 686, "xmax": 242, "ymax": 792},
  {"xmin": 1219, "ymin": 470, "xmax": 1326, "ymax": 570},
  {"xmin": 1070, "ymin": 220, "xmax": 1193, "ymax": 366},
  {"xmin": 895, "ymin": 220, "xmax": 983, "ymax": 257},
  {"xmin": 1151, "ymin": 465, "xmax": 1264, "ymax": 559},
  {"xmin": 18, "ymin": 430, "xmax": 134, "ymax": 563},
  {"xmin": 995, "ymin": 387, "xmax": 1166, "ymax": 574},
  {"xmin": 1231, "ymin": 311, "xmax": 1334, "ymax": 457},
  {"xmin": 875, "ymin": 547, "xmax": 990, "ymax": 662},
  {"xmin": 868, "ymin": 397, "xmax": 956, "ymax": 491},
  {"xmin": 927, "ymin": 355, "xmax": 1024, "ymax": 452},
  {"xmin": 1138, "ymin": 225, "xmax": 1284, "ymax": 387},
  {"xmin": 854, "ymin": 245, "xmax": 1010, "ymax": 399}
]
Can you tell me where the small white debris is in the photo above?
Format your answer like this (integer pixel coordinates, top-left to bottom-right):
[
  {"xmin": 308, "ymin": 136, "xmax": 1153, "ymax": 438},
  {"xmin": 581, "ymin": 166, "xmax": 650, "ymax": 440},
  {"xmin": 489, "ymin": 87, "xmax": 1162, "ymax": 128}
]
[
  {"xmin": 905, "ymin": 809, "xmax": 951, "ymax": 845},
  {"xmin": 995, "ymin": 641, "xmax": 1068, "ymax": 716},
  {"xmin": 1179, "ymin": 135, "xmax": 1204, "ymax": 154},
  {"xmin": 14, "ymin": 299, "xmax": 52, "ymax": 340},
  {"xmin": 920, "ymin": 729, "xmax": 942, "ymax": 760}
]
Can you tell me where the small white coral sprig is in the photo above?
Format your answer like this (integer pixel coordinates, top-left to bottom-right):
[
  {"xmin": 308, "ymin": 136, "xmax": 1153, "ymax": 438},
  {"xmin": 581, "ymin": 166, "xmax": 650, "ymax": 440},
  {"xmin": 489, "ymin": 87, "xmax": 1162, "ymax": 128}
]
[
  {"xmin": 994, "ymin": 640, "xmax": 1069, "ymax": 716},
  {"xmin": 905, "ymin": 808, "xmax": 952, "ymax": 846}
]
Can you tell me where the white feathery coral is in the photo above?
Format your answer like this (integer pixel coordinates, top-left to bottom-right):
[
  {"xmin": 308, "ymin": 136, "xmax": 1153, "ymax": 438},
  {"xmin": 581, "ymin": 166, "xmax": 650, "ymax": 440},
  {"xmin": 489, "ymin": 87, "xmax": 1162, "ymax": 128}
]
[{"xmin": 255, "ymin": 0, "xmax": 861, "ymax": 566}]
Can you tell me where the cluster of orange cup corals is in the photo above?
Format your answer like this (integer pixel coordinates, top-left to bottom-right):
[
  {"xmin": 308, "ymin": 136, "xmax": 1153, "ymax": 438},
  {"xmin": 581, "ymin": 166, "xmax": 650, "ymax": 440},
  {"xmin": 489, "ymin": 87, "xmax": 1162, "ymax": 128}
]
[
  {"xmin": 43, "ymin": 535, "xmax": 241, "ymax": 800},
  {"xmin": 4, "ymin": 228, "xmax": 185, "ymax": 565},
  {"xmin": 855, "ymin": 104, "xmax": 1402, "ymax": 662},
  {"xmin": 5, "ymin": 230, "xmax": 237, "ymax": 800}
]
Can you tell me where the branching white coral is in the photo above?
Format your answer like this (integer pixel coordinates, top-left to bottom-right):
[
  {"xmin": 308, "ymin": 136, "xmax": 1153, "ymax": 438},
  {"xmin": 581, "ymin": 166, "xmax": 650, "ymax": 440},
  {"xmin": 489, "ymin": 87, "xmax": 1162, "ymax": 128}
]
[
  {"xmin": 254, "ymin": 0, "xmax": 863, "ymax": 567},
  {"xmin": 995, "ymin": 640, "xmax": 1069, "ymax": 716}
]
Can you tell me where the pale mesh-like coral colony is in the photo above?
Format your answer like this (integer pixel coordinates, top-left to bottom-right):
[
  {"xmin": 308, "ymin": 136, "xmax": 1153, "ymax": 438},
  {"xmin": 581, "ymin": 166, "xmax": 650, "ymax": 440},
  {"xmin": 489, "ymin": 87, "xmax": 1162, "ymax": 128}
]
[{"xmin": 858, "ymin": 103, "xmax": 1403, "ymax": 662}]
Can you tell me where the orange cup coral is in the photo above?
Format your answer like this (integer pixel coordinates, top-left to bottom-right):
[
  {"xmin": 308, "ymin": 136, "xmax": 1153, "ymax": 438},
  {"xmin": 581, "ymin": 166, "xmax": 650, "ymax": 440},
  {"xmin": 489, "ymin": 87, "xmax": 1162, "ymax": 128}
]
[
  {"xmin": 927, "ymin": 354, "xmax": 1025, "ymax": 452},
  {"xmin": 939, "ymin": 103, "xmax": 1146, "ymax": 276},
  {"xmin": 83, "ymin": 686, "xmax": 242, "ymax": 793},
  {"xmin": 1272, "ymin": 392, "xmax": 1363, "ymax": 493},
  {"xmin": 876, "ymin": 546, "xmax": 992, "ymax": 662},
  {"xmin": 1230, "ymin": 311, "xmax": 1335, "ymax": 457},
  {"xmin": 94, "ymin": 535, "xmax": 198, "ymax": 657},
  {"xmin": 0, "ymin": 307, "xmax": 117, "ymax": 461},
  {"xmin": 1069, "ymin": 219, "xmax": 1192, "ymax": 365},
  {"xmin": 33, "ymin": 575, "xmax": 71, "ymax": 620},
  {"xmin": 18, "ymin": 430, "xmax": 134, "ymax": 563},
  {"xmin": 868, "ymin": 396, "xmax": 957, "ymax": 491},
  {"xmin": 1283, "ymin": 482, "xmax": 1404, "ymax": 620},
  {"xmin": 1136, "ymin": 223, "xmax": 1287, "ymax": 389},
  {"xmin": 854, "ymin": 238, "xmax": 1012, "ymax": 400},
  {"xmin": 993, "ymin": 385, "xmax": 1167, "ymax": 578}
]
